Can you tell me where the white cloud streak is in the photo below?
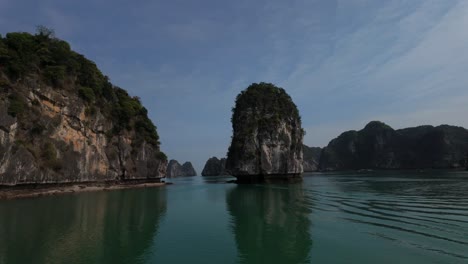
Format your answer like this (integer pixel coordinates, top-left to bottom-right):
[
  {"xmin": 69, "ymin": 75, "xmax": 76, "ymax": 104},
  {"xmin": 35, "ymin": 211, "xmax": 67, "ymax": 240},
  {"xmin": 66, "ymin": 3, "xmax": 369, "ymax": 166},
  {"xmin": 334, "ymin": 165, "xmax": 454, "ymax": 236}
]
[{"xmin": 277, "ymin": 0, "xmax": 468, "ymax": 146}]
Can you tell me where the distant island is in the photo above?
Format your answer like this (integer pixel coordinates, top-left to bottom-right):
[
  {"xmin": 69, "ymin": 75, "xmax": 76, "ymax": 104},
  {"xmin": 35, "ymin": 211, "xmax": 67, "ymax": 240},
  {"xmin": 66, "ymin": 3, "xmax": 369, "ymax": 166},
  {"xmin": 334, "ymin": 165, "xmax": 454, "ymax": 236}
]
[
  {"xmin": 0, "ymin": 28, "xmax": 167, "ymax": 187},
  {"xmin": 166, "ymin": 160, "xmax": 197, "ymax": 178},
  {"xmin": 319, "ymin": 121, "xmax": 468, "ymax": 171},
  {"xmin": 226, "ymin": 83, "xmax": 304, "ymax": 182},
  {"xmin": 201, "ymin": 157, "xmax": 228, "ymax": 176},
  {"xmin": 206, "ymin": 121, "xmax": 468, "ymax": 174}
]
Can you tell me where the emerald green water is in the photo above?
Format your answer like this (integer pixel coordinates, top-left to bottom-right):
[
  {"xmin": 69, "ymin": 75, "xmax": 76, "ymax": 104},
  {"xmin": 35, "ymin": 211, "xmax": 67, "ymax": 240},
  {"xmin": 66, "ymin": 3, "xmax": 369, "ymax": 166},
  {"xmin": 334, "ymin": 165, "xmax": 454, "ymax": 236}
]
[{"xmin": 1, "ymin": 171, "xmax": 467, "ymax": 264}]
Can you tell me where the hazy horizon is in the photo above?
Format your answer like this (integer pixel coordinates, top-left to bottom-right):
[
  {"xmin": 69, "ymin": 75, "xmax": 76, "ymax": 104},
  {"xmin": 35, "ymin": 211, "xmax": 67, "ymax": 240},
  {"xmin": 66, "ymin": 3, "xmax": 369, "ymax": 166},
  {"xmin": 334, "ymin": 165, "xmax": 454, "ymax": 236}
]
[{"xmin": 2, "ymin": 0, "xmax": 468, "ymax": 173}]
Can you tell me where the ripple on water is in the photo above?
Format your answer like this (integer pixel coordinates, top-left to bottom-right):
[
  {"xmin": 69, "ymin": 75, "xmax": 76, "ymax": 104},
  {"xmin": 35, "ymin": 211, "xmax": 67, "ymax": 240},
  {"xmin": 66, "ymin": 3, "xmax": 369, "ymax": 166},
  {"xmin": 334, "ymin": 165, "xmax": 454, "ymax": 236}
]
[{"xmin": 304, "ymin": 172, "xmax": 468, "ymax": 262}]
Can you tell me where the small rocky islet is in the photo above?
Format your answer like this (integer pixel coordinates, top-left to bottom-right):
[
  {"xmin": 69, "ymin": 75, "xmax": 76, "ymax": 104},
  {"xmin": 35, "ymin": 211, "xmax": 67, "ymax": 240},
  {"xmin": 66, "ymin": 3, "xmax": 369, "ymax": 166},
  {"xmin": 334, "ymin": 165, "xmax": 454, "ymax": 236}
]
[
  {"xmin": 200, "ymin": 83, "xmax": 306, "ymax": 182},
  {"xmin": 226, "ymin": 82, "xmax": 305, "ymax": 182}
]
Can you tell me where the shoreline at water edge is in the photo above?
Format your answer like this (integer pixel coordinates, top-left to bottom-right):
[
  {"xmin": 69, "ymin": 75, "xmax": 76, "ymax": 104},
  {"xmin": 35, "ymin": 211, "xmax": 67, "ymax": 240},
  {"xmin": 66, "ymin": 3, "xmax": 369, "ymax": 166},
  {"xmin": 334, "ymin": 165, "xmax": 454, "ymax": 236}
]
[{"xmin": 0, "ymin": 181, "xmax": 168, "ymax": 200}]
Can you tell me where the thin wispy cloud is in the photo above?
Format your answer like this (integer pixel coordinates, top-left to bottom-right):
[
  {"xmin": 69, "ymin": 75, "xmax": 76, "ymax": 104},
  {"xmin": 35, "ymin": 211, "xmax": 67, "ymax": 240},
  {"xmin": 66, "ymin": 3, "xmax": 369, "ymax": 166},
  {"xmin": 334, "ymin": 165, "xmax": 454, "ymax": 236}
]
[{"xmin": 278, "ymin": 0, "xmax": 468, "ymax": 144}]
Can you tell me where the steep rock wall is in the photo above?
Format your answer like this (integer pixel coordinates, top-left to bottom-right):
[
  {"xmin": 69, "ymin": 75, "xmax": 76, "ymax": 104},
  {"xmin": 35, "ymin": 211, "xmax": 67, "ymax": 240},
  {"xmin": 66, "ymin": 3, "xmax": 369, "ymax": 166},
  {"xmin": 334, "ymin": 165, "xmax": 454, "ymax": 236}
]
[
  {"xmin": 0, "ymin": 78, "xmax": 166, "ymax": 185},
  {"xmin": 0, "ymin": 31, "xmax": 166, "ymax": 186},
  {"xmin": 226, "ymin": 83, "xmax": 303, "ymax": 181}
]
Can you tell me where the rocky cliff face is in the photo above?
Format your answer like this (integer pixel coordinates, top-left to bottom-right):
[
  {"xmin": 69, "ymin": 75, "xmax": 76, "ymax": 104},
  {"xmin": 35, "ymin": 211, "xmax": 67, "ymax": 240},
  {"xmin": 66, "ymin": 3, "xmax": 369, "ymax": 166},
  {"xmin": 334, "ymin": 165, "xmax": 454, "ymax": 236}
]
[
  {"xmin": 303, "ymin": 145, "xmax": 321, "ymax": 172},
  {"xmin": 226, "ymin": 83, "xmax": 304, "ymax": 181},
  {"xmin": 0, "ymin": 31, "xmax": 167, "ymax": 185},
  {"xmin": 201, "ymin": 157, "xmax": 228, "ymax": 176},
  {"xmin": 166, "ymin": 160, "xmax": 197, "ymax": 178},
  {"xmin": 319, "ymin": 121, "xmax": 468, "ymax": 171}
]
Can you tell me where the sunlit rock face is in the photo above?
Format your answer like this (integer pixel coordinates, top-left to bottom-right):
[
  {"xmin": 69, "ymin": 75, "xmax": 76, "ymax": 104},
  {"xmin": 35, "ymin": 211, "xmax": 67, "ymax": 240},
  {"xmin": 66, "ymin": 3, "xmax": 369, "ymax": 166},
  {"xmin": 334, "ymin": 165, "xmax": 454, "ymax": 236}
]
[
  {"xmin": 0, "ymin": 31, "xmax": 167, "ymax": 185},
  {"xmin": 226, "ymin": 83, "xmax": 304, "ymax": 182},
  {"xmin": 0, "ymin": 78, "xmax": 167, "ymax": 185}
]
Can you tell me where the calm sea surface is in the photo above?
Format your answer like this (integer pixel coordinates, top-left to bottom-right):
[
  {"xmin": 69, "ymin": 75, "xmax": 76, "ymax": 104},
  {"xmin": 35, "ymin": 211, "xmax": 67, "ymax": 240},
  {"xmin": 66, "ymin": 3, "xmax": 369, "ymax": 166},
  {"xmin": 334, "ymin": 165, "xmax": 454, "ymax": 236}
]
[{"xmin": 1, "ymin": 171, "xmax": 467, "ymax": 264}]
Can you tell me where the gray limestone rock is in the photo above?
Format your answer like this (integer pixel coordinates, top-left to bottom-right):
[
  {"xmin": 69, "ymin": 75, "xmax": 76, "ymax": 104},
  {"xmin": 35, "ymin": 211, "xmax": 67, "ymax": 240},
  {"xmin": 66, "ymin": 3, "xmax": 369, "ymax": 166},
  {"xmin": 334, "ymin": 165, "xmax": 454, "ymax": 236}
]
[
  {"xmin": 0, "ymin": 33, "xmax": 167, "ymax": 186},
  {"xmin": 201, "ymin": 157, "xmax": 228, "ymax": 176},
  {"xmin": 166, "ymin": 160, "xmax": 197, "ymax": 178}
]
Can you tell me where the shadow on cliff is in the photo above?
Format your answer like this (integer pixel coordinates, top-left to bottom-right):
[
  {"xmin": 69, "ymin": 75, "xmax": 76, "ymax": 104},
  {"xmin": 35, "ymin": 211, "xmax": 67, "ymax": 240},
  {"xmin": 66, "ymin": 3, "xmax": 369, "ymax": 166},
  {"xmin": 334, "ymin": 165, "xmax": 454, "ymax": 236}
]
[
  {"xmin": 0, "ymin": 187, "xmax": 167, "ymax": 264},
  {"xmin": 226, "ymin": 183, "xmax": 313, "ymax": 264}
]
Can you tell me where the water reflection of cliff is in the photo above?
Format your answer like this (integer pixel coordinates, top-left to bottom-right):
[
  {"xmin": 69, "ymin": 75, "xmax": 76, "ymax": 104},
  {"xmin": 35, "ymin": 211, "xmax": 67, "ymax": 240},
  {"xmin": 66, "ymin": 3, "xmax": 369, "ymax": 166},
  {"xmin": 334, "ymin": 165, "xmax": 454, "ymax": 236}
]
[
  {"xmin": 226, "ymin": 184, "xmax": 313, "ymax": 264},
  {"xmin": 0, "ymin": 188, "xmax": 167, "ymax": 264}
]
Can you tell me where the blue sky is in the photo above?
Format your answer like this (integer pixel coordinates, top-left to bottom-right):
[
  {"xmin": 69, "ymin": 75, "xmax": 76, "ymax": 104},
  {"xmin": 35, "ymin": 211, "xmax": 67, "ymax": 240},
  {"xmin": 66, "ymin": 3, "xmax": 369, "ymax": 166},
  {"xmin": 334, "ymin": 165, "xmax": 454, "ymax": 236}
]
[{"xmin": 1, "ymin": 0, "xmax": 468, "ymax": 173}]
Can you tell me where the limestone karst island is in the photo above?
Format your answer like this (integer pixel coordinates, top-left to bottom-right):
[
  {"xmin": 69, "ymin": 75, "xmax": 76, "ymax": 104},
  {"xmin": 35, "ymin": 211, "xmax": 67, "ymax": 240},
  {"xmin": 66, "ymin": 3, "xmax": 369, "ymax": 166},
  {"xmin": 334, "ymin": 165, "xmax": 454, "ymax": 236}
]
[
  {"xmin": 2, "ymin": 1, "xmax": 468, "ymax": 262},
  {"xmin": 226, "ymin": 83, "xmax": 304, "ymax": 182}
]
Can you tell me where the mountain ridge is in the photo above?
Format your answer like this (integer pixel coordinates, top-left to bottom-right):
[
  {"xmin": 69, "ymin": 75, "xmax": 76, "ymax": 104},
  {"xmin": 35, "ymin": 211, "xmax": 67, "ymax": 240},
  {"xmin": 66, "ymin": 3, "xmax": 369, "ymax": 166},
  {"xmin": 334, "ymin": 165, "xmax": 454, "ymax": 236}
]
[{"xmin": 319, "ymin": 121, "xmax": 468, "ymax": 171}]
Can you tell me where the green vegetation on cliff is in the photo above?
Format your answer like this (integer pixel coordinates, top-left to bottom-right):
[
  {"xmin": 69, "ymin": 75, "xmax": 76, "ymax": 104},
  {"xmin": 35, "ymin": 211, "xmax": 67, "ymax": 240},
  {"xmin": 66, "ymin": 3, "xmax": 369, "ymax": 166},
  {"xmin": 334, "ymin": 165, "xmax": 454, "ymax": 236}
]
[
  {"xmin": 231, "ymin": 82, "xmax": 301, "ymax": 131},
  {"xmin": 0, "ymin": 27, "xmax": 162, "ymax": 150},
  {"xmin": 0, "ymin": 28, "xmax": 167, "ymax": 184}
]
